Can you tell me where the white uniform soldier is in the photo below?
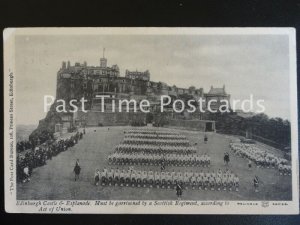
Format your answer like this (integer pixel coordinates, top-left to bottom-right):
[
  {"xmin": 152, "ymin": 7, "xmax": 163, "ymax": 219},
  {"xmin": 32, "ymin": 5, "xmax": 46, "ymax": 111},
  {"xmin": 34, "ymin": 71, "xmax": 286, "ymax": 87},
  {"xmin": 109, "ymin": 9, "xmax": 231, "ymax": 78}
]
[
  {"xmin": 210, "ymin": 171, "xmax": 216, "ymax": 190},
  {"xmin": 227, "ymin": 172, "xmax": 234, "ymax": 191},
  {"xmin": 177, "ymin": 172, "xmax": 183, "ymax": 185},
  {"xmin": 216, "ymin": 175, "xmax": 222, "ymax": 191},
  {"xmin": 172, "ymin": 171, "xmax": 178, "ymax": 187},
  {"xmin": 142, "ymin": 170, "xmax": 148, "ymax": 187},
  {"xmin": 125, "ymin": 169, "xmax": 131, "ymax": 186},
  {"xmin": 114, "ymin": 168, "xmax": 120, "ymax": 186},
  {"xmin": 101, "ymin": 167, "xmax": 108, "ymax": 185},
  {"xmin": 161, "ymin": 171, "xmax": 166, "ymax": 188},
  {"xmin": 120, "ymin": 170, "xmax": 125, "ymax": 186},
  {"xmin": 191, "ymin": 172, "xmax": 197, "ymax": 189},
  {"xmin": 183, "ymin": 172, "xmax": 190, "ymax": 189},
  {"xmin": 166, "ymin": 171, "xmax": 172, "ymax": 188},
  {"xmin": 222, "ymin": 173, "xmax": 228, "ymax": 191},
  {"xmin": 233, "ymin": 174, "xmax": 239, "ymax": 191},
  {"xmin": 130, "ymin": 169, "xmax": 137, "ymax": 186},
  {"xmin": 155, "ymin": 171, "xmax": 161, "ymax": 187},
  {"xmin": 107, "ymin": 168, "xmax": 114, "ymax": 185},
  {"xmin": 136, "ymin": 170, "xmax": 142, "ymax": 187},
  {"xmin": 203, "ymin": 173, "xmax": 209, "ymax": 190},
  {"xmin": 148, "ymin": 170, "xmax": 154, "ymax": 187}
]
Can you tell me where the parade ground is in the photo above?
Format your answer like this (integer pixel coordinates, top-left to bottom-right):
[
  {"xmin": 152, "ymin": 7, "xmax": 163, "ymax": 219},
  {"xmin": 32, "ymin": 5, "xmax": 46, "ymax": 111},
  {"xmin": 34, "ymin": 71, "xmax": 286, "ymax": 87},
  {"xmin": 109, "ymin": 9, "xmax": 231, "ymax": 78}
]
[{"xmin": 17, "ymin": 126, "xmax": 292, "ymax": 201}]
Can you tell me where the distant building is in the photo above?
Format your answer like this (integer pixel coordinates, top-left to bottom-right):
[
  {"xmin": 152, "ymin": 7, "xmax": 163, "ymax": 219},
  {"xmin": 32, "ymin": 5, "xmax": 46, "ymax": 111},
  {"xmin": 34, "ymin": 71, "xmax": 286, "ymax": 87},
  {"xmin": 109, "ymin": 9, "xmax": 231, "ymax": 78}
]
[
  {"xmin": 125, "ymin": 69, "xmax": 150, "ymax": 81},
  {"xmin": 205, "ymin": 85, "xmax": 231, "ymax": 111}
]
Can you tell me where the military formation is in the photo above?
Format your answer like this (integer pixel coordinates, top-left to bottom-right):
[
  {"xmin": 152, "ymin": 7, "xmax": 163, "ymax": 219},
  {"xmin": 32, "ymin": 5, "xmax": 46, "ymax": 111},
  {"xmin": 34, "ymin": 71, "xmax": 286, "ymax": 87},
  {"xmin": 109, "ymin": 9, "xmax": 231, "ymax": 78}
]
[
  {"xmin": 97, "ymin": 167, "xmax": 239, "ymax": 191},
  {"xmin": 230, "ymin": 142, "xmax": 291, "ymax": 175},
  {"xmin": 108, "ymin": 152, "xmax": 210, "ymax": 167},
  {"xmin": 98, "ymin": 128, "xmax": 241, "ymax": 196},
  {"xmin": 110, "ymin": 128, "xmax": 209, "ymax": 168}
]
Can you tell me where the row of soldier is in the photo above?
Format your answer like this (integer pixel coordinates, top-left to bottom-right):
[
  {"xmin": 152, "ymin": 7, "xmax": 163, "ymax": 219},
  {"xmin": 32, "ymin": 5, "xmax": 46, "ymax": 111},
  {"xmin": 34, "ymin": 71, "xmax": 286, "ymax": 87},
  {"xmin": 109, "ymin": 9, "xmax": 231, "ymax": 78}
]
[
  {"xmin": 17, "ymin": 131, "xmax": 84, "ymax": 183},
  {"xmin": 108, "ymin": 152, "xmax": 211, "ymax": 167},
  {"xmin": 124, "ymin": 133, "xmax": 187, "ymax": 140},
  {"xmin": 125, "ymin": 129, "xmax": 179, "ymax": 135},
  {"xmin": 123, "ymin": 138, "xmax": 190, "ymax": 146},
  {"xmin": 115, "ymin": 143, "xmax": 197, "ymax": 154},
  {"xmin": 96, "ymin": 168, "xmax": 239, "ymax": 191},
  {"xmin": 230, "ymin": 142, "xmax": 291, "ymax": 174}
]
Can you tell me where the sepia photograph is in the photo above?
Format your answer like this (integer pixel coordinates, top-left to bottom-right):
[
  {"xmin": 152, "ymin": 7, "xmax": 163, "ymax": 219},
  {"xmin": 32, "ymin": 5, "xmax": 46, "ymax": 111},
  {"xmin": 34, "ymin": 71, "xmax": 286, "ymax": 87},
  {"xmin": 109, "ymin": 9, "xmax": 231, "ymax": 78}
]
[{"xmin": 4, "ymin": 28, "xmax": 299, "ymax": 214}]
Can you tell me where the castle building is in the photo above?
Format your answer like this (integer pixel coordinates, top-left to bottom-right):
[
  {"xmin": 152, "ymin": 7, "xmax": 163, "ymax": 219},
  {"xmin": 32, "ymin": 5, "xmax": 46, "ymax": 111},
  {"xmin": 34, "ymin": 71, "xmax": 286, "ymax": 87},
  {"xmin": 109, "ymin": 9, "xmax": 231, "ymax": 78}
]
[
  {"xmin": 58, "ymin": 49, "xmax": 120, "ymax": 80},
  {"xmin": 204, "ymin": 85, "xmax": 231, "ymax": 111},
  {"xmin": 125, "ymin": 69, "xmax": 150, "ymax": 81},
  {"xmin": 53, "ymin": 50, "xmax": 231, "ymax": 130}
]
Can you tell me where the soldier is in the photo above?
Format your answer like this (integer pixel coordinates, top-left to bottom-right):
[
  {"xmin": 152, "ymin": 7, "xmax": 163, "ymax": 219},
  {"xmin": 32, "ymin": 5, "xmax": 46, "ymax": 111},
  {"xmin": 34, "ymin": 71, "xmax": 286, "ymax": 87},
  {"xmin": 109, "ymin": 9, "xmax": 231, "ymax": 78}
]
[
  {"xmin": 183, "ymin": 172, "xmax": 190, "ymax": 189},
  {"xmin": 131, "ymin": 169, "xmax": 137, "ymax": 187},
  {"xmin": 125, "ymin": 169, "xmax": 131, "ymax": 186},
  {"xmin": 161, "ymin": 171, "xmax": 166, "ymax": 188},
  {"xmin": 114, "ymin": 168, "xmax": 120, "ymax": 186},
  {"xmin": 222, "ymin": 172, "xmax": 228, "ymax": 191},
  {"xmin": 172, "ymin": 170, "xmax": 178, "ymax": 188},
  {"xmin": 204, "ymin": 134, "xmax": 208, "ymax": 144},
  {"xmin": 148, "ymin": 170, "xmax": 154, "ymax": 187},
  {"xmin": 166, "ymin": 171, "xmax": 172, "ymax": 188},
  {"xmin": 176, "ymin": 183, "xmax": 183, "ymax": 200},
  {"xmin": 119, "ymin": 169, "xmax": 125, "ymax": 186},
  {"xmin": 101, "ymin": 167, "xmax": 108, "ymax": 185},
  {"xmin": 216, "ymin": 174, "xmax": 222, "ymax": 191},
  {"xmin": 94, "ymin": 169, "xmax": 100, "ymax": 186},
  {"xmin": 73, "ymin": 159, "xmax": 81, "ymax": 181},
  {"xmin": 136, "ymin": 170, "xmax": 142, "ymax": 187},
  {"xmin": 254, "ymin": 175, "xmax": 259, "ymax": 192},
  {"xmin": 142, "ymin": 170, "xmax": 148, "ymax": 187},
  {"xmin": 233, "ymin": 174, "xmax": 239, "ymax": 192},
  {"xmin": 155, "ymin": 171, "xmax": 161, "ymax": 188}
]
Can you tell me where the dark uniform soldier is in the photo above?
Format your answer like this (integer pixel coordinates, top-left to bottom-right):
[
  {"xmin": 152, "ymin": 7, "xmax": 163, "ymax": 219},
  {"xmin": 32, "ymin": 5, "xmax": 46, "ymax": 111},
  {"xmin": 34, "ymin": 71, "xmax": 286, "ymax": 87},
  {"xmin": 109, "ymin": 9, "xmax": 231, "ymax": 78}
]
[{"xmin": 176, "ymin": 183, "xmax": 183, "ymax": 200}]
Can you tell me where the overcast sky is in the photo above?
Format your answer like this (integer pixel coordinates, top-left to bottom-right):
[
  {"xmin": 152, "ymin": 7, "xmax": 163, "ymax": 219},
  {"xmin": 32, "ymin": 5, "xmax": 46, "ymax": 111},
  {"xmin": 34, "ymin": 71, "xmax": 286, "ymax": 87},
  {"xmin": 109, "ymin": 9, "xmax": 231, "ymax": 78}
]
[{"xmin": 15, "ymin": 34, "xmax": 290, "ymax": 125}]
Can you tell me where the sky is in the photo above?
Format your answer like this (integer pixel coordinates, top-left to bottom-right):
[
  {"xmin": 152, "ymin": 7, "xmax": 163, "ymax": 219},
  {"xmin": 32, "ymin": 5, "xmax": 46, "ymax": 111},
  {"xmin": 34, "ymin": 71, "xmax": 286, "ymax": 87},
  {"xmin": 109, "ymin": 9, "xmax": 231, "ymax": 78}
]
[{"xmin": 15, "ymin": 34, "xmax": 291, "ymax": 125}]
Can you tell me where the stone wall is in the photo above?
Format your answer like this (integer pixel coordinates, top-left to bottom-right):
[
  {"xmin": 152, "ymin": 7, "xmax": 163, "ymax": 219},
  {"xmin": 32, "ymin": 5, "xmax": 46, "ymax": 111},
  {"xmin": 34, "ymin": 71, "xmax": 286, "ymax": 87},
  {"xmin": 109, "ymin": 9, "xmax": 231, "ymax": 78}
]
[
  {"xmin": 77, "ymin": 111, "xmax": 146, "ymax": 126},
  {"xmin": 165, "ymin": 119, "xmax": 215, "ymax": 132}
]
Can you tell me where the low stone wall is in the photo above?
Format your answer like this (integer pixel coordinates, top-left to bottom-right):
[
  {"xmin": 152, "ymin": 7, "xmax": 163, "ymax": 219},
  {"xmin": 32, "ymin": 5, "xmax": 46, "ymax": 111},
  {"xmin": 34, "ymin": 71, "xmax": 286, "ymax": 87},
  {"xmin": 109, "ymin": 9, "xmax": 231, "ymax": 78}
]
[
  {"xmin": 77, "ymin": 111, "xmax": 146, "ymax": 126},
  {"xmin": 165, "ymin": 119, "xmax": 214, "ymax": 132}
]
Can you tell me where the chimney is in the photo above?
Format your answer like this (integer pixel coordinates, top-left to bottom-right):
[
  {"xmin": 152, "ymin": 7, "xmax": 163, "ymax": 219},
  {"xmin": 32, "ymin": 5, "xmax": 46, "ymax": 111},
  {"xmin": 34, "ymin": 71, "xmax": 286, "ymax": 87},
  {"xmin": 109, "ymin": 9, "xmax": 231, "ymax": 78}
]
[{"xmin": 62, "ymin": 61, "xmax": 66, "ymax": 69}]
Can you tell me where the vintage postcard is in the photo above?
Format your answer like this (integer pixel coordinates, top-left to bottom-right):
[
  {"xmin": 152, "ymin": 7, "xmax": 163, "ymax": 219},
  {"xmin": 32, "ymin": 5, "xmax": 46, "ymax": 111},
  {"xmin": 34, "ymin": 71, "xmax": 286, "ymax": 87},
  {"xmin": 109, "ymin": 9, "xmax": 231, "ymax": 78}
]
[{"xmin": 4, "ymin": 28, "xmax": 299, "ymax": 214}]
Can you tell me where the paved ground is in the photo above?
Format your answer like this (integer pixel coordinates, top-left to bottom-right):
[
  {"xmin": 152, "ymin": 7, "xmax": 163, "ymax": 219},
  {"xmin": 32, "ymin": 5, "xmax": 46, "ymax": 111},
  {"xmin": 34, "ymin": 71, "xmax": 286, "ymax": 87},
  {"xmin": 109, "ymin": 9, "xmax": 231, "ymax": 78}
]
[{"xmin": 17, "ymin": 126, "xmax": 292, "ymax": 200}]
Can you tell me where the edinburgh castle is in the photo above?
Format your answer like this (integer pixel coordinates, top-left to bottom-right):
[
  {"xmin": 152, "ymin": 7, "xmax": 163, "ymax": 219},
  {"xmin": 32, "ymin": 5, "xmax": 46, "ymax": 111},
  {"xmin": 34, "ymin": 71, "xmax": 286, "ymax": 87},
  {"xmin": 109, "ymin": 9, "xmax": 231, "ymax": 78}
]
[{"xmin": 33, "ymin": 50, "xmax": 231, "ymax": 137}]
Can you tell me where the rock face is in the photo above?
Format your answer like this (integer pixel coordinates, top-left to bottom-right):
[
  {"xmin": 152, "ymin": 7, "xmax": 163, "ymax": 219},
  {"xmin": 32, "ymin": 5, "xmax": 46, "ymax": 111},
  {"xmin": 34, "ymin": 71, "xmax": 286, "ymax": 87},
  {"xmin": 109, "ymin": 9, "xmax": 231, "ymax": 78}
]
[{"xmin": 29, "ymin": 102, "xmax": 63, "ymax": 142}]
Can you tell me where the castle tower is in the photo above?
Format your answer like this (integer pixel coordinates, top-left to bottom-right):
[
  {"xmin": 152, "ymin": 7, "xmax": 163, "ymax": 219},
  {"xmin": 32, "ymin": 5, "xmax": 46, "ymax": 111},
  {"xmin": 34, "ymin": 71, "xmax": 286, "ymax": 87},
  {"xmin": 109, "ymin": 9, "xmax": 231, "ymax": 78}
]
[
  {"xmin": 100, "ymin": 48, "xmax": 107, "ymax": 68},
  {"xmin": 62, "ymin": 61, "xmax": 66, "ymax": 69}
]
